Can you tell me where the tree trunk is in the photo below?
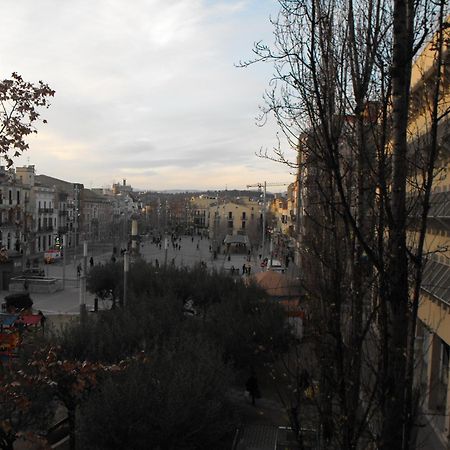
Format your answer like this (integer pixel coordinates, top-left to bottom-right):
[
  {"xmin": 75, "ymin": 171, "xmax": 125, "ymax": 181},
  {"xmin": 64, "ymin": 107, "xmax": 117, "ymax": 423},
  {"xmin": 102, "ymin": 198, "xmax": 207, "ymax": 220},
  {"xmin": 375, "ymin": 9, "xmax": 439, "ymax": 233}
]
[
  {"xmin": 0, "ymin": 435, "xmax": 15, "ymax": 450},
  {"xmin": 380, "ymin": 0, "xmax": 414, "ymax": 447},
  {"xmin": 68, "ymin": 407, "xmax": 76, "ymax": 450}
]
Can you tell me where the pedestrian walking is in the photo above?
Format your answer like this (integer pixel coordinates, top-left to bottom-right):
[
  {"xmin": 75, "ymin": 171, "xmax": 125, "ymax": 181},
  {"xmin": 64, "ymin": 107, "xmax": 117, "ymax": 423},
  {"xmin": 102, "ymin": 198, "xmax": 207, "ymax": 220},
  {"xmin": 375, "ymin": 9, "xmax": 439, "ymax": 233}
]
[
  {"xmin": 89, "ymin": 256, "xmax": 94, "ymax": 267},
  {"xmin": 242, "ymin": 264, "xmax": 246, "ymax": 275},
  {"xmin": 245, "ymin": 371, "xmax": 260, "ymax": 406},
  {"xmin": 38, "ymin": 310, "xmax": 46, "ymax": 333},
  {"xmin": 77, "ymin": 263, "xmax": 82, "ymax": 277}
]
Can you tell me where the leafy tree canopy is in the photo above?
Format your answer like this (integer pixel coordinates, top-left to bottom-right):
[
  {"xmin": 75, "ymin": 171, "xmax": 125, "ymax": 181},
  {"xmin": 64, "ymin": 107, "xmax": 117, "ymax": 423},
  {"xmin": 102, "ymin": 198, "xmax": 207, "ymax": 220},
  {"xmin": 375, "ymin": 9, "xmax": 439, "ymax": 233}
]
[{"xmin": 0, "ymin": 72, "xmax": 54, "ymax": 166}]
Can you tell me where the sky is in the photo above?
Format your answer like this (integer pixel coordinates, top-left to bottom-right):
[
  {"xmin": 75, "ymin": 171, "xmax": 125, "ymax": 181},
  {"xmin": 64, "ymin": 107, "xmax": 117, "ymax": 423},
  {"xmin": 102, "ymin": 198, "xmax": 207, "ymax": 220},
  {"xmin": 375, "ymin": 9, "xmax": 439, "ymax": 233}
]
[{"xmin": 1, "ymin": 0, "xmax": 296, "ymax": 191}]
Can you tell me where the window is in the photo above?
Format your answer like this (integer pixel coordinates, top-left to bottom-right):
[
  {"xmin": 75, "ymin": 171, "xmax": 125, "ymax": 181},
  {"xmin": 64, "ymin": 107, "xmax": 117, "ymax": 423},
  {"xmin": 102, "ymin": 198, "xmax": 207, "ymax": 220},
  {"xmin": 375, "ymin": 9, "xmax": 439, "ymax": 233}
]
[
  {"xmin": 242, "ymin": 221, "xmax": 246, "ymax": 229},
  {"xmin": 17, "ymin": 191, "xmax": 20, "ymax": 205},
  {"xmin": 242, "ymin": 212, "xmax": 246, "ymax": 220},
  {"xmin": 8, "ymin": 190, "xmax": 12, "ymax": 205},
  {"xmin": 39, "ymin": 201, "xmax": 41, "ymax": 209},
  {"xmin": 48, "ymin": 235, "xmax": 51, "ymax": 247},
  {"xmin": 440, "ymin": 341, "xmax": 449, "ymax": 386},
  {"xmin": 38, "ymin": 236, "xmax": 41, "ymax": 252},
  {"xmin": 228, "ymin": 211, "xmax": 232, "ymax": 219}
]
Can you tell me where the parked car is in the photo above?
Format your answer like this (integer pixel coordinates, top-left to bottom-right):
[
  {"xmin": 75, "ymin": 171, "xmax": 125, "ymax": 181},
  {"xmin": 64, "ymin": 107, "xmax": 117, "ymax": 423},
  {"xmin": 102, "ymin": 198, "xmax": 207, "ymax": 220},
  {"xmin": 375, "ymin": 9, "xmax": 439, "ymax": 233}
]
[
  {"xmin": 2, "ymin": 292, "xmax": 33, "ymax": 313},
  {"xmin": 268, "ymin": 259, "xmax": 286, "ymax": 273}
]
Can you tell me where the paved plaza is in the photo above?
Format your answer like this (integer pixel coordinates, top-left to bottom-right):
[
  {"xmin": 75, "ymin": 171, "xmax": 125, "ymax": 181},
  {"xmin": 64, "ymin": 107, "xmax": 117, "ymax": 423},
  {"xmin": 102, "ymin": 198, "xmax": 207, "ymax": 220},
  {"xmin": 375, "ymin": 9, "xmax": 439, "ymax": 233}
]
[{"xmin": 1, "ymin": 235, "xmax": 290, "ymax": 317}]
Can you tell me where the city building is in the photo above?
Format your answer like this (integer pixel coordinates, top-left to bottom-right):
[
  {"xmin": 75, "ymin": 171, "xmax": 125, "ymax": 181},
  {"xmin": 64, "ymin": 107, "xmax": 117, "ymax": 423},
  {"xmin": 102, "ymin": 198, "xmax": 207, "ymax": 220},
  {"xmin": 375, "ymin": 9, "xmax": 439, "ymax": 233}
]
[
  {"xmin": 190, "ymin": 195, "xmax": 217, "ymax": 234},
  {"xmin": 409, "ymin": 18, "xmax": 450, "ymax": 447},
  {"xmin": 0, "ymin": 166, "xmax": 31, "ymax": 254},
  {"xmin": 34, "ymin": 173, "xmax": 79, "ymax": 249},
  {"xmin": 81, "ymin": 189, "xmax": 113, "ymax": 242}
]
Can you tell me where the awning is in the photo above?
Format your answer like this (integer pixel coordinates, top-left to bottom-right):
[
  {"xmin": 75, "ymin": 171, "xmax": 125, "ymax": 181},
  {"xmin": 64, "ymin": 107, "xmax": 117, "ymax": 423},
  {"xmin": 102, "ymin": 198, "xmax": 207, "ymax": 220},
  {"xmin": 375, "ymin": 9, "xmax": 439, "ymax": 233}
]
[
  {"xmin": 223, "ymin": 234, "xmax": 250, "ymax": 245},
  {"xmin": 16, "ymin": 315, "xmax": 42, "ymax": 326},
  {"xmin": 0, "ymin": 314, "xmax": 19, "ymax": 327}
]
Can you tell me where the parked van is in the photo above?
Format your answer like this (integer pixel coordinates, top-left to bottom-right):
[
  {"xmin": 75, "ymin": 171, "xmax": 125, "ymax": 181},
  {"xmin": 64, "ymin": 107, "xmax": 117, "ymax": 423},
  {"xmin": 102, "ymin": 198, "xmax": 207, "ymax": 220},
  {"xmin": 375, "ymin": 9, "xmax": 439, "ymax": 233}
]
[
  {"xmin": 268, "ymin": 259, "xmax": 286, "ymax": 273},
  {"xmin": 44, "ymin": 249, "xmax": 62, "ymax": 264}
]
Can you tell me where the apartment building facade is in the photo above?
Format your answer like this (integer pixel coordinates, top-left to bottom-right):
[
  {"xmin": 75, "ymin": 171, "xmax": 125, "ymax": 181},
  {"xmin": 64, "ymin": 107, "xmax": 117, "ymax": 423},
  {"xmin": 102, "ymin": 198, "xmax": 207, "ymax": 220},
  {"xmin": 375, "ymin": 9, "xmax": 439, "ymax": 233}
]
[
  {"xmin": 0, "ymin": 166, "xmax": 31, "ymax": 253},
  {"xmin": 410, "ymin": 19, "xmax": 450, "ymax": 447}
]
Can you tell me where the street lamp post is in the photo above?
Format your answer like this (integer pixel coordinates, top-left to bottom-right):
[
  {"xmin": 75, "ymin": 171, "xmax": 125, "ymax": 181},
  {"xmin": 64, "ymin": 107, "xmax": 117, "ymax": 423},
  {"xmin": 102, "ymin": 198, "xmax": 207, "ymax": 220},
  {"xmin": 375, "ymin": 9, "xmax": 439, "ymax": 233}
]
[
  {"xmin": 62, "ymin": 234, "xmax": 66, "ymax": 290},
  {"xmin": 73, "ymin": 184, "xmax": 80, "ymax": 268},
  {"xmin": 123, "ymin": 250, "xmax": 129, "ymax": 308},
  {"xmin": 79, "ymin": 240, "xmax": 88, "ymax": 322},
  {"xmin": 261, "ymin": 181, "xmax": 267, "ymax": 261},
  {"xmin": 164, "ymin": 236, "xmax": 169, "ymax": 267}
]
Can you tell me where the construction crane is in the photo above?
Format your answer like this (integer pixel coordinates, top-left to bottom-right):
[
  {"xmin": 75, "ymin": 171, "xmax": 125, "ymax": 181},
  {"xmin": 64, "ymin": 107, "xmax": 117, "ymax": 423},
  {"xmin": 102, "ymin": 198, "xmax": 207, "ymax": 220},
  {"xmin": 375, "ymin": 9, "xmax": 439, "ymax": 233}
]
[{"xmin": 246, "ymin": 181, "xmax": 290, "ymax": 260}]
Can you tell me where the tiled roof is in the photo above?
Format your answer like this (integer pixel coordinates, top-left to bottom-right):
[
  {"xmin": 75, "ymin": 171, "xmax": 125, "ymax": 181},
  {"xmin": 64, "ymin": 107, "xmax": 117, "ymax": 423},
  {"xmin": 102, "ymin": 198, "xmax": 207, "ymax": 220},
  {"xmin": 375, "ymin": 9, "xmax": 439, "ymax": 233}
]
[
  {"xmin": 35, "ymin": 175, "xmax": 74, "ymax": 193},
  {"xmin": 253, "ymin": 271, "xmax": 300, "ymax": 298}
]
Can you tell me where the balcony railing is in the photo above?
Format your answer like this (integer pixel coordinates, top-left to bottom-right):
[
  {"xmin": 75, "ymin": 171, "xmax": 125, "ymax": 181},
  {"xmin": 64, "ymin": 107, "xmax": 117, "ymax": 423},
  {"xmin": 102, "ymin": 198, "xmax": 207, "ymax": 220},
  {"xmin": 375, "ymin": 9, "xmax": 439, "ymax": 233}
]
[
  {"xmin": 38, "ymin": 208, "xmax": 54, "ymax": 214},
  {"xmin": 37, "ymin": 225, "xmax": 54, "ymax": 232},
  {"xmin": 59, "ymin": 210, "xmax": 68, "ymax": 216},
  {"xmin": 409, "ymin": 191, "xmax": 449, "ymax": 220},
  {"xmin": 421, "ymin": 259, "xmax": 450, "ymax": 306},
  {"xmin": 0, "ymin": 221, "xmax": 18, "ymax": 228}
]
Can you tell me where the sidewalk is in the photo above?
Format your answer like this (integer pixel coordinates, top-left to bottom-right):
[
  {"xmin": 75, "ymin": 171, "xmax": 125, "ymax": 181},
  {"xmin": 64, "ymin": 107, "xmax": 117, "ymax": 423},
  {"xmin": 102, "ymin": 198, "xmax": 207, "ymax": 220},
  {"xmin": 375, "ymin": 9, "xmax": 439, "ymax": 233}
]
[{"xmin": 228, "ymin": 363, "xmax": 297, "ymax": 450}]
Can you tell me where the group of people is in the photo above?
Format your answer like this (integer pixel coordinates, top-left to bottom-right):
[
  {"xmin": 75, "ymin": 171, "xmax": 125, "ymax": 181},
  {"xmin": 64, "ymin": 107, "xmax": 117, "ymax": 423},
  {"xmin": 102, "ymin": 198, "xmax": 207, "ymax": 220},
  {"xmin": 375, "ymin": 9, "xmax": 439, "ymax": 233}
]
[
  {"xmin": 229, "ymin": 263, "xmax": 252, "ymax": 276},
  {"xmin": 76, "ymin": 256, "xmax": 95, "ymax": 277}
]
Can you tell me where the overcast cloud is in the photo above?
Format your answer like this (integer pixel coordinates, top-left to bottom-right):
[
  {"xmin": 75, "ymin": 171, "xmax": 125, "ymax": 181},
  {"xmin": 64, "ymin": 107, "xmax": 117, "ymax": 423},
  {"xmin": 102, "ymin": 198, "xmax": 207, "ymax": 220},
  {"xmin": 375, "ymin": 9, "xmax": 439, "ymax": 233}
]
[{"xmin": 1, "ymin": 0, "xmax": 294, "ymax": 190}]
